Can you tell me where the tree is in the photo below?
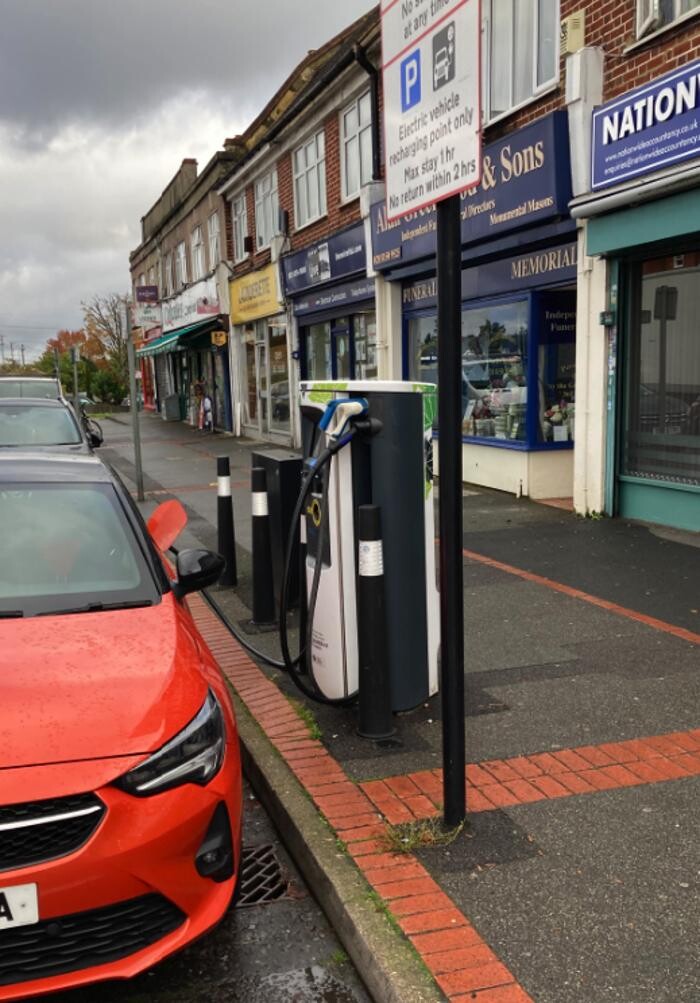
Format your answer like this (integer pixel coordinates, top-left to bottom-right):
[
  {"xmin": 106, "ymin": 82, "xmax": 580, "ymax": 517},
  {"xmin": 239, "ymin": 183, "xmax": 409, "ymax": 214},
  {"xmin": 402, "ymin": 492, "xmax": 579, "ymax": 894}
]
[{"xmin": 82, "ymin": 294, "xmax": 130, "ymax": 384}]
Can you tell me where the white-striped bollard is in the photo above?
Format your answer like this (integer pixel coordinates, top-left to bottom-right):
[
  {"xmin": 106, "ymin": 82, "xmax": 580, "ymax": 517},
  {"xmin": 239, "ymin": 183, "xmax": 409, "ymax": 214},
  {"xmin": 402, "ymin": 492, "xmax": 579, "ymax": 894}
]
[
  {"xmin": 217, "ymin": 456, "xmax": 237, "ymax": 587},
  {"xmin": 357, "ymin": 505, "xmax": 395, "ymax": 739},
  {"xmin": 252, "ymin": 466, "xmax": 276, "ymax": 624}
]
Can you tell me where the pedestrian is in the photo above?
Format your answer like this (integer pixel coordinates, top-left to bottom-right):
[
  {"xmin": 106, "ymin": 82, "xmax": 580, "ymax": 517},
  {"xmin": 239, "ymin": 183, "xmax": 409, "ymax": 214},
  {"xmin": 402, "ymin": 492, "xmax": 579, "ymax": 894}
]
[{"xmin": 202, "ymin": 389, "xmax": 214, "ymax": 433}]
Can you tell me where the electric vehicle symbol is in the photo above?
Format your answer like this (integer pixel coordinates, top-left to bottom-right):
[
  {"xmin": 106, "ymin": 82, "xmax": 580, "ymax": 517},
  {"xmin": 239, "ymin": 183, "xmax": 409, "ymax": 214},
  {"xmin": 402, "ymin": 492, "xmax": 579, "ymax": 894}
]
[{"xmin": 433, "ymin": 22, "xmax": 455, "ymax": 91}]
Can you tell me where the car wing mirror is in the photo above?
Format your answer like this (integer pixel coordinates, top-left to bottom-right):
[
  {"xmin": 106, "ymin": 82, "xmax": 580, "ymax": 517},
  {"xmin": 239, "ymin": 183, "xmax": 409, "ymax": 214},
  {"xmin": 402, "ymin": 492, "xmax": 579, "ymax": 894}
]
[
  {"xmin": 172, "ymin": 548, "xmax": 224, "ymax": 599},
  {"xmin": 147, "ymin": 499, "xmax": 188, "ymax": 553},
  {"xmin": 89, "ymin": 431, "xmax": 103, "ymax": 448}
]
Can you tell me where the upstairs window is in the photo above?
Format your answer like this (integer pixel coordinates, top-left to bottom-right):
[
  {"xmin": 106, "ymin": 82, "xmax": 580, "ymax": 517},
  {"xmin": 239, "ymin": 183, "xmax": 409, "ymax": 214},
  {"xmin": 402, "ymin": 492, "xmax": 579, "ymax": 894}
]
[
  {"xmin": 191, "ymin": 225, "xmax": 205, "ymax": 281},
  {"xmin": 638, "ymin": 0, "xmax": 700, "ymax": 37},
  {"xmin": 255, "ymin": 170, "xmax": 279, "ymax": 250},
  {"xmin": 208, "ymin": 212, "xmax": 221, "ymax": 267},
  {"xmin": 341, "ymin": 91, "xmax": 373, "ymax": 201},
  {"xmin": 232, "ymin": 196, "xmax": 248, "ymax": 262},
  {"xmin": 175, "ymin": 240, "xmax": 188, "ymax": 289},
  {"xmin": 294, "ymin": 131, "xmax": 326, "ymax": 228},
  {"xmin": 162, "ymin": 253, "xmax": 173, "ymax": 297},
  {"xmin": 484, "ymin": 0, "xmax": 558, "ymax": 123},
  {"xmin": 148, "ymin": 266, "xmax": 156, "ymax": 287}
]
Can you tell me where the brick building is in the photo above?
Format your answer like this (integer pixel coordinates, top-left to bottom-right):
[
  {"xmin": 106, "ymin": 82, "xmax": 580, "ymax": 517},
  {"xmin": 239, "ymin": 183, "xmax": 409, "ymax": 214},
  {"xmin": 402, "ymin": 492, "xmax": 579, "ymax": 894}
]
[{"xmin": 130, "ymin": 145, "xmax": 243, "ymax": 430}]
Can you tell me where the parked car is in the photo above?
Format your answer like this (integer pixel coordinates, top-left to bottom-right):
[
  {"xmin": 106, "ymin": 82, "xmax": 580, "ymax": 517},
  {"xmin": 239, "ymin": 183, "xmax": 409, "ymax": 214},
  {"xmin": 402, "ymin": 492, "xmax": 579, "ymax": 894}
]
[
  {"xmin": 0, "ymin": 376, "xmax": 63, "ymax": 400},
  {"xmin": 0, "ymin": 455, "xmax": 243, "ymax": 999},
  {"xmin": 0, "ymin": 398, "xmax": 98, "ymax": 452}
]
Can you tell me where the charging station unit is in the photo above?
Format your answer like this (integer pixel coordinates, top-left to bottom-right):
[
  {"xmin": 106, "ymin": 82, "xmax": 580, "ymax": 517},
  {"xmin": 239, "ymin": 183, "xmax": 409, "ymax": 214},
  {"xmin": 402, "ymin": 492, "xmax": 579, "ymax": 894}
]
[{"xmin": 300, "ymin": 380, "xmax": 440, "ymax": 711}]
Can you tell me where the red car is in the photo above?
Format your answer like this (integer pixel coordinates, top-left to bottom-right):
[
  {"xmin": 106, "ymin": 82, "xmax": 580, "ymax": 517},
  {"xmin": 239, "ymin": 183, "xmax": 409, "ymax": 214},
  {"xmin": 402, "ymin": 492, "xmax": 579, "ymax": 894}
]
[{"xmin": 0, "ymin": 453, "xmax": 242, "ymax": 999}]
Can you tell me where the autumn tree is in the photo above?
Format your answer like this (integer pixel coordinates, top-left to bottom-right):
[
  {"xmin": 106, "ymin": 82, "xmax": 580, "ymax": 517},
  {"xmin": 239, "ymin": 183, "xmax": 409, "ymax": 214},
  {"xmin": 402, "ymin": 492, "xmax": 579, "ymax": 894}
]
[{"xmin": 82, "ymin": 294, "xmax": 129, "ymax": 383}]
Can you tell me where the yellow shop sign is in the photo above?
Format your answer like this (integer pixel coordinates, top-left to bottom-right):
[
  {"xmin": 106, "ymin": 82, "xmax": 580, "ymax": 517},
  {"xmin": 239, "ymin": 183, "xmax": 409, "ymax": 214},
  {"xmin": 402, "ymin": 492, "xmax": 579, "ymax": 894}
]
[{"xmin": 230, "ymin": 265, "xmax": 282, "ymax": 324}]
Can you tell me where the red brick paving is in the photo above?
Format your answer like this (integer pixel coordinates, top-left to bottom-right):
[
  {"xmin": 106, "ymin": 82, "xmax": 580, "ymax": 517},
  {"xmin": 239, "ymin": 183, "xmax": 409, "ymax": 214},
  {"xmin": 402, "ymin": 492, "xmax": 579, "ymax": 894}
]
[{"xmin": 188, "ymin": 594, "xmax": 699, "ymax": 1002}]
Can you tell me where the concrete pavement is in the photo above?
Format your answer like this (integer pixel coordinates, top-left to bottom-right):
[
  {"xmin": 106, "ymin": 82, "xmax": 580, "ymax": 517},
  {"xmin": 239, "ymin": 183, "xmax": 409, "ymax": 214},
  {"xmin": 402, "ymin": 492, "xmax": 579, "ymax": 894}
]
[{"xmin": 101, "ymin": 412, "xmax": 700, "ymax": 1003}]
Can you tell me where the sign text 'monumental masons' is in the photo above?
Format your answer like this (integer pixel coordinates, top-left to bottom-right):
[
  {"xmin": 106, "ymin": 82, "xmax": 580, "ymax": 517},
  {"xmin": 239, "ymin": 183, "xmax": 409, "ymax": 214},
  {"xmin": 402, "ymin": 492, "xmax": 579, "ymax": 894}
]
[{"xmin": 602, "ymin": 70, "xmax": 700, "ymax": 144}]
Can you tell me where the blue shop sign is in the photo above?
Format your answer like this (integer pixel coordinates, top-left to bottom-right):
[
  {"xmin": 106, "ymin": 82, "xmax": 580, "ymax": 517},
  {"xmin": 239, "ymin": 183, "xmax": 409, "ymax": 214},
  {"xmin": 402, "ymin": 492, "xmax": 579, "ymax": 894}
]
[
  {"xmin": 283, "ymin": 223, "xmax": 366, "ymax": 295},
  {"xmin": 371, "ymin": 111, "xmax": 572, "ymax": 270},
  {"xmin": 293, "ymin": 277, "xmax": 375, "ymax": 317},
  {"xmin": 402, "ymin": 242, "xmax": 578, "ymax": 310},
  {"xmin": 592, "ymin": 59, "xmax": 700, "ymax": 191}
]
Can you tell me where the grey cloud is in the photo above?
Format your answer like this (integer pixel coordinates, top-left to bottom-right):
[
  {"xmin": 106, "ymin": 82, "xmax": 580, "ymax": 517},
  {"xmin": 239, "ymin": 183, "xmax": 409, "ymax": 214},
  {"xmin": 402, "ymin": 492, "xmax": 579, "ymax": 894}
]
[{"xmin": 0, "ymin": 0, "xmax": 376, "ymax": 142}]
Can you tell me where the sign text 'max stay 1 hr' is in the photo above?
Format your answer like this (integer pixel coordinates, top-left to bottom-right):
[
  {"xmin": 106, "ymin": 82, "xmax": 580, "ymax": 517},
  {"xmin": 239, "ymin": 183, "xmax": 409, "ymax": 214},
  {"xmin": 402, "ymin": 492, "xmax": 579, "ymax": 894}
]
[{"xmin": 381, "ymin": 0, "xmax": 481, "ymax": 220}]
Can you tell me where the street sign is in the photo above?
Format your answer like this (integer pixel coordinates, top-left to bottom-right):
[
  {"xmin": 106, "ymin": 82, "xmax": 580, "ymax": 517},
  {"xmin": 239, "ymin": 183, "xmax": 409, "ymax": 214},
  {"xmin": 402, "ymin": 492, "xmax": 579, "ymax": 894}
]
[{"xmin": 381, "ymin": 0, "xmax": 481, "ymax": 220}]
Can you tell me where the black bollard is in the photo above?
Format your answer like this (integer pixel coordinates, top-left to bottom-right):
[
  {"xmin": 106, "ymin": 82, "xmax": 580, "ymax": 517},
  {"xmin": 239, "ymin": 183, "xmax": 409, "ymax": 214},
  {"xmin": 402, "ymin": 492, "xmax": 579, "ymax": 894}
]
[
  {"xmin": 217, "ymin": 456, "xmax": 237, "ymax": 587},
  {"xmin": 251, "ymin": 466, "xmax": 276, "ymax": 625},
  {"xmin": 357, "ymin": 505, "xmax": 395, "ymax": 740}
]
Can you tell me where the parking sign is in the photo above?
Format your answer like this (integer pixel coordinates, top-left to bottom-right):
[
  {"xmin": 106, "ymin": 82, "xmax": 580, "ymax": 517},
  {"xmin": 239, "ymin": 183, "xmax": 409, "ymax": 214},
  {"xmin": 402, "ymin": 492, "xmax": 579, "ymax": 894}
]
[{"xmin": 381, "ymin": 0, "xmax": 481, "ymax": 220}]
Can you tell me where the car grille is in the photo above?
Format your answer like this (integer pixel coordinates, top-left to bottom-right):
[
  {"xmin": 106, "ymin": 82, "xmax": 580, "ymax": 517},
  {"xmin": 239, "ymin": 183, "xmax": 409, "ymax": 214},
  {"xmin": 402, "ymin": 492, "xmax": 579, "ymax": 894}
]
[
  {"xmin": 0, "ymin": 793, "xmax": 106, "ymax": 872},
  {"xmin": 0, "ymin": 894, "xmax": 186, "ymax": 986}
]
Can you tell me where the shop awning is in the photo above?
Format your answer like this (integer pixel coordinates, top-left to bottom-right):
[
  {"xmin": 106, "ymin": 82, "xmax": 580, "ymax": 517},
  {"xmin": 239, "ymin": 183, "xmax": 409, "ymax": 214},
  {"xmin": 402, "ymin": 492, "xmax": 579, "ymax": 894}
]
[{"xmin": 136, "ymin": 317, "xmax": 226, "ymax": 357}]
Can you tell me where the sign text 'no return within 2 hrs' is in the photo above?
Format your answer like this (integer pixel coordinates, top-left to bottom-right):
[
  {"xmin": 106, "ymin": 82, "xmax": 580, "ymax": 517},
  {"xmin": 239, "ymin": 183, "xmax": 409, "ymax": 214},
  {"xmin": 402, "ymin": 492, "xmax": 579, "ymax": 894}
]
[{"xmin": 381, "ymin": 0, "xmax": 481, "ymax": 220}]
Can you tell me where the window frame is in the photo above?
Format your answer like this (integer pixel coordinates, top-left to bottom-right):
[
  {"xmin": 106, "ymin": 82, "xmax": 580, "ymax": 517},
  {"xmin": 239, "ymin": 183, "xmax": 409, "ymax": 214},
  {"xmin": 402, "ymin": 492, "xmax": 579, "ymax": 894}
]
[
  {"xmin": 293, "ymin": 130, "xmax": 327, "ymax": 230},
  {"xmin": 175, "ymin": 240, "xmax": 188, "ymax": 289},
  {"xmin": 162, "ymin": 253, "xmax": 173, "ymax": 297},
  {"xmin": 208, "ymin": 212, "xmax": 221, "ymax": 268},
  {"xmin": 254, "ymin": 169, "xmax": 279, "ymax": 251},
  {"xmin": 232, "ymin": 195, "xmax": 248, "ymax": 263},
  {"xmin": 191, "ymin": 225, "xmax": 205, "ymax": 282},
  {"xmin": 636, "ymin": 0, "xmax": 700, "ymax": 38},
  {"xmin": 340, "ymin": 90, "xmax": 373, "ymax": 203},
  {"xmin": 482, "ymin": 0, "xmax": 560, "ymax": 126}
]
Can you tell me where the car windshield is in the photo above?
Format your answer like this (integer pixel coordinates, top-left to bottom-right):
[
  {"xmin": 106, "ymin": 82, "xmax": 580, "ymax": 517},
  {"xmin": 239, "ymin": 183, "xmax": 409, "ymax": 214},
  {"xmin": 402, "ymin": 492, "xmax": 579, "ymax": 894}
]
[
  {"xmin": 0, "ymin": 379, "xmax": 60, "ymax": 399},
  {"xmin": 0, "ymin": 404, "xmax": 81, "ymax": 446},
  {"xmin": 0, "ymin": 482, "xmax": 159, "ymax": 616}
]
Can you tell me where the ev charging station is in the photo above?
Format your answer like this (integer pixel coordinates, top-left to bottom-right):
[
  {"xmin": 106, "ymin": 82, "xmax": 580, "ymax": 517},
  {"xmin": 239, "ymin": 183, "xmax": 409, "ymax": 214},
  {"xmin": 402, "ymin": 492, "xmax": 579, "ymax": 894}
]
[{"xmin": 299, "ymin": 380, "xmax": 440, "ymax": 711}]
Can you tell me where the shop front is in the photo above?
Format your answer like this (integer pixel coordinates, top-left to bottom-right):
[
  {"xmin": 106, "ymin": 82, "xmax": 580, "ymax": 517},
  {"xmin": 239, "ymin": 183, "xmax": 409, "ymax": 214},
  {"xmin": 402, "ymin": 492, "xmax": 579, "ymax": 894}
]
[
  {"xmin": 578, "ymin": 58, "xmax": 700, "ymax": 532},
  {"xmin": 371, "ymin": 111, "xmax": 577, "ymax": 498},
  {"xmin": 282, "ymin": 223, "xmax": 378, "ymax": 383},
  {"xmin": 230, "ymin": 264, "xmax": 291, "ymax": 443}
]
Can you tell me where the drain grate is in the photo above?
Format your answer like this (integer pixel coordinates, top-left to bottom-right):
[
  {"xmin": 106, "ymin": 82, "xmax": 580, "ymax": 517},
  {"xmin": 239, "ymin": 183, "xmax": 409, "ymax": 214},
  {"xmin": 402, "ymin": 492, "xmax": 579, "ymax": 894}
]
[{"xmin": 236, "ymin": 844, "xmax": 289, "ymax": 908}]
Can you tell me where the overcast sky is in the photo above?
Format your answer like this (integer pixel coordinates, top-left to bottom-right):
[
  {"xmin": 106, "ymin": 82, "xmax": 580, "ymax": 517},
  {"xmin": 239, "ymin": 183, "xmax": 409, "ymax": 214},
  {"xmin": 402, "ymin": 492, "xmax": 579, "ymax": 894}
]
[{"xmin": 0, "ymin": 0, "xmax": 376, "ymax": 361}]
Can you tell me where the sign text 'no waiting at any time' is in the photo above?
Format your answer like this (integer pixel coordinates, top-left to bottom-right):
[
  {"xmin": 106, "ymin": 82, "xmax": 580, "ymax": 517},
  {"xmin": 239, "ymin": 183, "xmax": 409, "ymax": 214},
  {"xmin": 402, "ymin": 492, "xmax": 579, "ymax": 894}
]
[{"xmin": 381, "ymin": 0, "xmax": 482, "ymax": 220}]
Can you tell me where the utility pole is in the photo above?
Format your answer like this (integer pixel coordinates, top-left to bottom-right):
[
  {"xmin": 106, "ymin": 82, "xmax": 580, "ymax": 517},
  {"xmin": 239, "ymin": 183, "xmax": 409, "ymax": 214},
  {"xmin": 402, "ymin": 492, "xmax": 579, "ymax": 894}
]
[
  {"xmin": 20, "ymin": 344, "xmax": 25, "ymax": 367},
  {"xmin": 9, "ymin": 342, "xmax": 15, "ymax": 363},
  {"xmin": 71, "ymin": 346, "xmax": 80, "ymax": 416},
  {"xmin": 0, "ymin": 335, "xmax": 5, "ymax": 363},
  {"xmin": 125, "ymin": 301, "xmax": 145, "ymax": 502}
]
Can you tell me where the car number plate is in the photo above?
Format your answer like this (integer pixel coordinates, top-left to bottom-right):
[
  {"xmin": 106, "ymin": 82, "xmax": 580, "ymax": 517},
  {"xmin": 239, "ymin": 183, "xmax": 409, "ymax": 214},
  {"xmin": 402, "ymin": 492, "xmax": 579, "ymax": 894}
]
[{"xmin": 0, "ymin": 883, "xmax": 39, "ymax": 929}]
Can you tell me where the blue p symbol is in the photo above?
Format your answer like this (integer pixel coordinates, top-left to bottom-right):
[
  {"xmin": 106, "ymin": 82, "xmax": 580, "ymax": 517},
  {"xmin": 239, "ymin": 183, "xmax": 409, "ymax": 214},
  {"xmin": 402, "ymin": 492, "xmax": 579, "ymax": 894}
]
[{"xmin": 401, "ymin": 50, "xmax": 421, "ymax": 113}]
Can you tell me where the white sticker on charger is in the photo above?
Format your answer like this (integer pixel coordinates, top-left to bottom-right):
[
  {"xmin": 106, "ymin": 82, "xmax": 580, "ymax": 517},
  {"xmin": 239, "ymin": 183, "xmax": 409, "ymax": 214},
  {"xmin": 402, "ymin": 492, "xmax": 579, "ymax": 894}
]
[{"xmin": 358, "ymin": 540, "xmax": 383, "ymax": 577}]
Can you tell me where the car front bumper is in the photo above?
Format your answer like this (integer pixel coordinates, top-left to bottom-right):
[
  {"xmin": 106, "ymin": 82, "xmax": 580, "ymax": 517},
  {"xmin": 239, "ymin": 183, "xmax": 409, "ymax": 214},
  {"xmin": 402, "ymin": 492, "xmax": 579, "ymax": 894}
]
[{"xmin": 0, "ymin": 738, "xmax": 243, "ymax": 1000}]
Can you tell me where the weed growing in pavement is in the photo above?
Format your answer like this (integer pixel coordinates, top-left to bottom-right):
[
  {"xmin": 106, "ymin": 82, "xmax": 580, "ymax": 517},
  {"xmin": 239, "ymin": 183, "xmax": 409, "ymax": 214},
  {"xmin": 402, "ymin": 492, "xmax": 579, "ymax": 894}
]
[
  {"xmin": 288, "ymin": 697, "xmax": 322, "ymax": 739},
  {"xmin": 379, "ymin": 817, "xmax": 466, "ymax": 855},
  {"xmin": 365, "ymin": 890, "xmax": 403, "ymax": 936},
  {"xmin": 327, "ymin": 949, "xmax": 349, "ymax": 966}
]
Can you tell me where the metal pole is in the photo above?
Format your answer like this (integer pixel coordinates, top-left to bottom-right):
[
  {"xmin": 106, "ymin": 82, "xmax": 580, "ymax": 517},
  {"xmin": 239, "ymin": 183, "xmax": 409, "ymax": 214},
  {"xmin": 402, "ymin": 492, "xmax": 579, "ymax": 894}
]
[
  {"xmin": 357, "ymin": 505, "xmax": 395, "ymax": 740},
  {"xmin": 437, "ymin": 194, "xmax": 465, "ymax": 826},
  {"xmin": 72, "ymin": 348, "xmax": 80, "ymax": 417},
  {"xmin": 126, "ymin": 305, "xmax": 145, "ymax": 502},
  {"xmin": 217, "ymin": 455, "xmax": 238, "ymax": 587}
]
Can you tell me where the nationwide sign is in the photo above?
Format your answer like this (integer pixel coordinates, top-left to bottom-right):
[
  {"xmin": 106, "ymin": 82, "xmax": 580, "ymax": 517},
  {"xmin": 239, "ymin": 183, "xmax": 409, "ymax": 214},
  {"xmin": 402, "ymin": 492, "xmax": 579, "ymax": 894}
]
[
  {"xmin": 592, "ymin": 58, "xmax": 700, "ymax": 191},
  {"xmin": 381, "ymin": 0, "xmax": 481, "ymax": 219}
]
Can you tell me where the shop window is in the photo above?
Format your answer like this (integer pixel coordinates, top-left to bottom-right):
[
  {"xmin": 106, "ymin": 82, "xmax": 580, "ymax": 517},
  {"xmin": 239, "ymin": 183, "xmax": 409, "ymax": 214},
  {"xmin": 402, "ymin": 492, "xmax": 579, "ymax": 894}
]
[
  {"xmin": 305, "ymin": 323, "xmax": 332, "ymax": 381},
  {"xmin": 353, "ymin": 313, "xmax": 378, "ymax": 379},
  {"xmin": 637, "ymin": 0, "xmax": 700, "ymax": 37},
  {"xmin": 294, "ymin": 131, "xmax": 326, "ymax": 228},
  {"xmin": 191, "ymin": 226, "xmax": 205, "ymax": 281},
  {"xmin": 255, "ymin": 170, "xmax": 279, "ymax": 250},
  {"xmin": 175, "ymin": 241, "xmax": 188, "ymax": 289},
  {"xmin": 232, "ymin": 196, "xmax": 248, "ymax": 262},
  {"xmin": 208, "ymin": 212, "xmax": 221, "ymax": 267},
  {"xmin": 341, "ymin": 91, "xmax": 373, "ymax": 201},
  {"xmin": 408, "ymin": 292, "xmax": 576, "ymax": 448},
  {"xmin": 622, "ymin": 257, "xmax": 700, "ymax": 487},
  {"xmin": 484, "ymin": 0, "xmax": 558, "ymax": 123}
]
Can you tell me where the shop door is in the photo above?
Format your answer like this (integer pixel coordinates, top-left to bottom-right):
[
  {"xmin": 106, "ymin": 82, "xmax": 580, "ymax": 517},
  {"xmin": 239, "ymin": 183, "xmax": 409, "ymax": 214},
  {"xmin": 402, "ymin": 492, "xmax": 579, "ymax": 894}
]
[
  {"xmin": 332, "ymin": 318, "xmax": 352, "ymax": 380},
  {"xmin": 619, "ymin": 257, "xmax": 700, "ymax": 531},
  {"xmin": 256, "ymin": 339, "xmax": 269, "ymax": 435},
  {"xmin": 269, "ymin": 328, "xmax": 290, "ymax": 433}
]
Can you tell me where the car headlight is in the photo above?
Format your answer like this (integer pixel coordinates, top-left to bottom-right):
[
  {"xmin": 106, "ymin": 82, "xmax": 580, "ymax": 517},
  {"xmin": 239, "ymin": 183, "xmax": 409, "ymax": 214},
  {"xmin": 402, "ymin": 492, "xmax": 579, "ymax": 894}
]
[{"xmin": 114, "ymin": 690, "xmax": 225, "ymax": 797}]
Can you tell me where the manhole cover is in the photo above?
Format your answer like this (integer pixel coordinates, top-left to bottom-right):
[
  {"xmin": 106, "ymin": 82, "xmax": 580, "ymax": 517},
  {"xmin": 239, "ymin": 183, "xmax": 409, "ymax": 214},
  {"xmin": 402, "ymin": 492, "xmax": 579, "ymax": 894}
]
[{"xmin": 236, "ymin": 844, "xmax": 289, "ymax": 907}]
